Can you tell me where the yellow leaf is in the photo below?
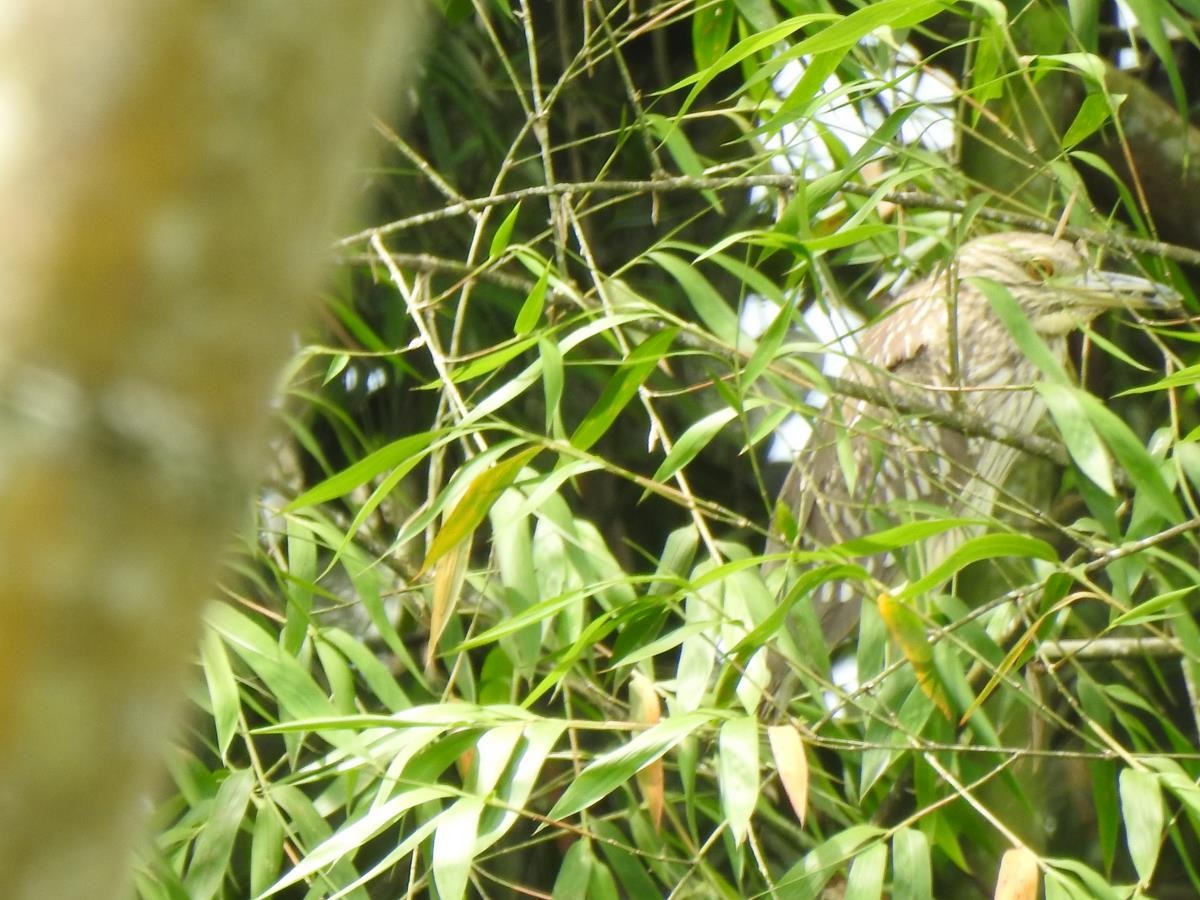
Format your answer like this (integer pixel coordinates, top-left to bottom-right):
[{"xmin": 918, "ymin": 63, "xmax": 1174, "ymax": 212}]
[
  {"xmin": 877, "ymin": 592, "xmax": 952, "ymax": 720},
  {"xmin": 426, "ymin": 539, "xmax": 469, "ymax": 673},
  {"xmin": 767, "ymin": 724, "xmax": 809, "ymax": 826},
  {"xmin": 630, "ymin": 672, "xmax": 664, "ymax": 829},
  {"xmin": 417, "ymin": 446, "xmax": 540, "ymax": 579}
]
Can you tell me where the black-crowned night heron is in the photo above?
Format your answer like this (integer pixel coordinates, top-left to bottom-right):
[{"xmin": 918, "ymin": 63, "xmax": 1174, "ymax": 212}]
[{"xmin": 771, "ymin": 231, "xmax": 1179, "ymax": 646}]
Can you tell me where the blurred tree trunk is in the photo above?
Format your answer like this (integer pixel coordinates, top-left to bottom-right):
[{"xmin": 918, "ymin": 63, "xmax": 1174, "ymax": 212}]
[{"xmin": 0, "ymin": 4, "xmax": 424, "ymax": 896}]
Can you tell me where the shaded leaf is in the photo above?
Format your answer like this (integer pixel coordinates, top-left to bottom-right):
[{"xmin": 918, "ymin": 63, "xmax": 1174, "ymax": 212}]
[{"xmin": 1119, "ymin": 768, "xmax": 1163, "ymax": 884}]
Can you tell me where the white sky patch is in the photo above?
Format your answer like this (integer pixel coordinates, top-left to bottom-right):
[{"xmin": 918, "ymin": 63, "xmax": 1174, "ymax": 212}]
[
  {"xmin": 365, "ymin": 366, "xmax": 388, "ymax": 394},
  {"xmin": 1114, "ymin": 0, "xmax": 1139, "ymax": 69},
  {"xmin": 739, "ymin": 294, "xmax": 781, "ymax": 340},
  {"xmin": 756, "ymin": 298, "xmax": 864, "ymax": 463},
  {"xmin": 752, "ymin": 37, "xmax": 957, "ymax": 205},
  {"xmin": 747, "ymin": 34, "xmax": 949, "ymax": 462}
]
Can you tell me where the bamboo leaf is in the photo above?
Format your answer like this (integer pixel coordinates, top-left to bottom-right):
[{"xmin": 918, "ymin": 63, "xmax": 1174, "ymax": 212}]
[
  {"xmin": 878, "ymin": 593, "xmax": 952, "ymax": 720},
  {"xmin": 515, "ymin": 264, "xmax": 549, "ymax": 335},
  {"xmin": 570, "ymin": 329, "xmax": 678, "ymax": 452},
  {"xmin": 767, "ymin": 724, "xmax": 809, "ymax": 826},
  {"xmin": 418, "ymin": 446, "xmax": 541, "ymax": 577},
  {"xmin": 547, "ymin": 712, "xmax": 716, "ymax": 820},
  {"xmin": 1119, "ymin": 768, "xmax": 1163, "ymax": 884},
  {"xmin": 718, "ymin": 715, "xmax": 759, "ymax": 845},
  {"xmin": 995, "ymin": 847, "xmax": 1041, "ymax": 900},
  {"xmin": 284, "ymin": 431, "xmax": 441, "ymax": 511},
  {"xmin": 489, "ymin": 201, "xmax": 522, "ymax": 258}
]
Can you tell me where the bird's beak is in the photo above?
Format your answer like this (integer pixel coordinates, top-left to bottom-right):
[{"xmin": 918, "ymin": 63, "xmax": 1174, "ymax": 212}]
[{"xmin": 1070, "ymin": 269, "xmax": 1182, "ymax": 311}]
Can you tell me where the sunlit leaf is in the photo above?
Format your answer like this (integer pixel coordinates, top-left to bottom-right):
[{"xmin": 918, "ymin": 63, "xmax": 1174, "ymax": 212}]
[
  {"xmin": 878, "ymin": 593, "xmax": 952, "ymax": 720},
  {"xmin": 718, "ymin": 715, "xmax": 759, "ymax": 845},
  {"xmin": 489, "ymin": 201, "xmax": 522, "ymax": 258},
  {"xmin": 767, "ymin": 724, "xmax": 809, "ymax": 826},
  {"xmin": 418, "ymin": 446, "xmax": 541, "ymax": 577},
  {"xmin": 570, "ymin": 328, "xmax": 677, "ymax": 451},
  {"xmin": 995, "ymin": 847, "xmax": 1041, "ymax": 900},
  {"xmin": 548, "ymin": 712, "xmax": 716, "ymax": 820}
]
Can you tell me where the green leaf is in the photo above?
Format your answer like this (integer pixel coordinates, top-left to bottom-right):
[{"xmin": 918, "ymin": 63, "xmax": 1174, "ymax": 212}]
[
  {"xmin": 647, "ymin": 251, "xmax": 739, "ymax": 344},
  {"xmin": 667, "ymin": 14, "xmax": 835, "ymax": 115},
  {"xmin": 741, "ymin": 293, "xmax": 797, "ymax": 389},
  {"xmin": 206, "ymin": 604, "xmax": 336, "ymax": 724},
  {"xmin": 590, "ymin": 818, "xmax": 661, "ymax": 898},
  {"xmin": 1061, "ymin": 91, "xmax": 1118, "ymax": 148},
  {"xmin": 185, "ymin": 769, "xmax": 254, "ymax": 900},
  {"xmin": 898, "ymin": 533, "xmax": 1058, "ymax": 601},
  {"xmin": 478, "ymin": 721, "xmax": 566, "ymax": 852},
  {"xmin": 284, "ymin": 431, "xmax": 442, "ymax": 511},
  {"xmin": 552, "ymin": 841, "xmax": 596, "ymax": 899},
  {"xmin": 718, "ymin": 715, "xmax": 759, "ymax": 846},
  {"xmin": 1037, "ymin": 382, "xmax": 1116, "ymax": 495},
  {"xmin": 778, "ymin": 825, "xmax": 886, "ymax": 897},
  {"xmin": 321, "ymin": 627, "xmax": 411, "ymax": 711},
  {"xmin": 515, "ymin": 264, "xmax": 549, "ymax": 335},
  {"xmin": 1075, "ymin": 389, "xmax": 1182, "ymax": 521},
  {"xmin": 693, "ymin": 0, "xmax": 735, "ymax": 69},
  {"xmin": 489, "ymin": 201, "xmax": 521, "ymax": 258},
  {"xmin": 844, "ymin": 841, "xmax": 887, "ymax": 900},
  {"xmin": 451, "ymin": 335, "xmax": 539, "ymax": 382},
  {"xmin": 1119, "ymin": 768, "xmax": 1163, "ymax": 884},
  {"xmin": 539, "ymin": 336, "xmax": 564, "ymax": 437},
  {"xmin": 200, "ymin": 628, "xmax": 240, "ymax": 763},
  {"xmin": 971, "ymin": 277, "xmax": 1070, "ymax": 384},
  {"xmin": 418, "ymin": 446, "xmax": 541, "ymax": 577},
  {"xmin": 645, "ymin": 113, "xmax": 722, "ymax": 211},
  {"xmin": 548, "ymin": 712, "xmax": 716, "ymax": 820},
  {"xmin": 834, "ymin": 518, "xmax": 982, "ymax": 557},
  {"xmin": 651, "ymin": 406, "xmax": 739, "ymax": 483},
  {"xmin": 1109, "ymin": 586, "xmax": 1191, "ymax": 628},
  {"xmin": 433, "ymin": 797, "xmax": 485, "ymax": 900},
  {"xmin": 570, "ymin": 328, "xmax": 678, "ymax": 451},
  {"xmin": 1117, "ymin": 361, "xmax": 1200, "ymax": 395},
  {"xmin": 1121, "ymin": 0, "xmax": 1190, "ymax": 114},
  {"xmin": 258, "ymin": 787, "xmax": 454, "ymax": 897},
  {"xmin": 249, "ymin": 805, "xmax": 285, "ymax": 897},
  {"xmin": 891, "ymin": 828, "xmax": 932, "ymax": 900}
]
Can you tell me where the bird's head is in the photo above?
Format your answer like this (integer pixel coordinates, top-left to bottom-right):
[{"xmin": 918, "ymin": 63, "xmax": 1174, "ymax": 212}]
[{"xmin": 955, "ymin": 231, "xmax": 1180, "ymax": 335}]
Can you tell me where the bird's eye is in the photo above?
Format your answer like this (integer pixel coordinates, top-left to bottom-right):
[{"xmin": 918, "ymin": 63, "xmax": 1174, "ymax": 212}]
[{"xmin": 1025, "ymin": 257, "xmax": 1056, "ymax": 280}]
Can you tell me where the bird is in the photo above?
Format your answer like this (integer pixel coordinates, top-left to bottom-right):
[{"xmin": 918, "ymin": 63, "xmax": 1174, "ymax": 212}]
[{"xmin": 769, "ymin": 230, "xmax": 1180, "ymax": 647}]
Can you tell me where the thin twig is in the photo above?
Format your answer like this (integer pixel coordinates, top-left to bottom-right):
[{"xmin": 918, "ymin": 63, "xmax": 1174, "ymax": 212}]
[{"xmin": 338, "ymin": 175, "xmax": 1200, "ymax": 267}]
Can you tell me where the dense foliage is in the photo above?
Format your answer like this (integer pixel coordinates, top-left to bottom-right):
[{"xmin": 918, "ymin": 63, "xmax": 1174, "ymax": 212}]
[{"xmin": 141, "ymin": 2, "xmax": 1200, "ymax": 897}]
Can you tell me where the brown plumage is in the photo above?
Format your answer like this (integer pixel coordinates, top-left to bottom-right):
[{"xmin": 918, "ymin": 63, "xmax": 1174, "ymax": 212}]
[{"xmin": 770, "ymin": 231, "xmax": 1178, "ymax": 646}]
